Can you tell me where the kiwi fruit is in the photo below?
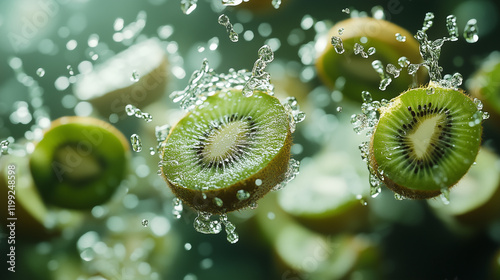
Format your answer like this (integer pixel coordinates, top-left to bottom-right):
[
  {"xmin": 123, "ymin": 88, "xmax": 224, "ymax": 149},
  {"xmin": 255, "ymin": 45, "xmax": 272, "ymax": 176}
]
[
  {"xmin": 369, "ymin": 85, "xmax": 483, "ymax": 199},
  {"xmin": 29, "ymin": 116, "xmax": 130, "ymax": 209},
  {"xmin": 468, "ymin": 51, "xmax": 500, "ymax": 122},
  {"xmin": 428, "ymin": 147, "xmax": 500, "ymax": 230},
  {"xmin": 160, "ymin": 89, "xmax": 291, "ymax": 215},
  {"xmin": 316, "ymin": 17, "xmax": 427, "ymax": 103},
  {"xmin": 73, "ymin": 37, "xmax": 169, "ymax": 117}
]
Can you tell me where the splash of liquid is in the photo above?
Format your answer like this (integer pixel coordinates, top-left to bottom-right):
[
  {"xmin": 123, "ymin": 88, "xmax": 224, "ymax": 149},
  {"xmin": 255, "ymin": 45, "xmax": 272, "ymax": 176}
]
[
  {"xmin": 242, "ymin": 45, "xmax": 275, "ymax": 97},
  {"xmin": 218, "ymin": 14, "xmax": 239, "ymax": 42}
]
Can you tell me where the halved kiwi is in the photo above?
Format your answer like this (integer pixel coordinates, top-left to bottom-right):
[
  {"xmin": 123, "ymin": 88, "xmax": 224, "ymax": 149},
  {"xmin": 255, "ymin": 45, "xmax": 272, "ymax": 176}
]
[
  {"xmin": 428, "ymin": 147, "xmax": 500, "ymax": 230},
  {"xmin": 369, "ymin": 85, "xmax": 483, "ymax": 199},
  {"xmin": 73, "ymin": 38, "xmax": 169, "ymax": 117},
  {"xmin": 160, "ymin": 89, "xmax": 291, "ymax": 214},
  {"xmin": 29, "ymin": 116, "xmax": 130, "ymax": 209},
  {"xmin": 316, "ymin": 17, "xmax": 426, "ymax": 102}
]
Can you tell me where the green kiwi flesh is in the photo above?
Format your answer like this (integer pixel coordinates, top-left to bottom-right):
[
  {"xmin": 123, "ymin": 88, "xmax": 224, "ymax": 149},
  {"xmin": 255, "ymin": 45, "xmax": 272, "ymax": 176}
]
[
  {"xmin": 161, "ymin": 89, "xmax": 291, "ymax": 214},
  {"xmin": 370, "ymin": 85, "xmax": 482, "ymax": 199},
  {"xmin": 29, "ymin": 116, "xmax": 129, "ymax": 209}
]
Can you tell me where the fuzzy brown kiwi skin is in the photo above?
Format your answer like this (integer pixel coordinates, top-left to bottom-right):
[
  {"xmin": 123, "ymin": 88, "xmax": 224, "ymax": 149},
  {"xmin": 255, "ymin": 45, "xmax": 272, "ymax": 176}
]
[
  {"xmin": 162, "ymin": 129, "xmax": 292, "ymax": 215},
  {"xmin": 368, "ymin": 88, "xmax": 483, "ymax": 200}
]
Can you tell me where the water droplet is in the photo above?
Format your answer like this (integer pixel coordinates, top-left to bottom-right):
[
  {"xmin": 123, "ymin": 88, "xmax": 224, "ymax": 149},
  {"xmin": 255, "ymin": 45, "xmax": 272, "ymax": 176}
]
[
  {"xmin": 255, "ymin": 179, "xmax": 262, "ymax": 186},
  {"xmin": 426, "ymin": 87, "xmax": 435, "ymax": 95},
  {"xmin": 398, "ymin": 56, "xmax": 410, "ymax": 67},
  {"xmin": 464, "ymin": 19, "xmax": 479, "ymax": 43},
  {"xmin": 142, "ymin": 219, "xmax": 149, "ymax": 227},
  {"xmin": 394, "ymin": 193, "xmax": 405, "ymax": 200},
  {"xmin": 194, "ymin": 212, "xmax": 222, "ymax": 234},
  {"xmin": 446, "ymin": 15, "xmax": 459, "ymax": 41},
  {"xmin": 213, "ymin": 197, "xmax": 223, "ymax": 207},
  {"xmin": 131, "ymin": 70, "xmax": 140, "ymax": 82},
  {"xmin": 353, "ymin": 43, "xmax": 368, "ymax": 58},
  {"xmin": 330, "ymin": 36, "xmax": 345, "ymax": 54},
  {"xmin": 172, "ymin": 198, "xmax": 183, "ymax": 219},
  {"xmin": 1, "ymin": 140, "xmax": 10, "ymax": 155},
  {"xmin": 184, "ymin": 243, "xmax": 192, "ymax": 250},
  {"xmin": 369, "ymin": 173, "xmax": 382, "ymax": 198},
  {"xmin": 271, "ymin": 0, "xmax": 281, "ymax": 9},
  {"xmin": 440, "ymin": 187, "xmax": 450, "ymax": 205},
  {"xmin": 408, "ymin": 64, "xmax": 420, "ymax": 75},
  {"xmin": 149, "ymin": 147, "xmax": 155, "ymax": 155},
  {"xmin": 236, "ymin": 190, "xmax": 250, "ymax": 201},
  {"xmin": 130, "ymin": 134, "xmax": 142, "ymax": 152},
  {"xmin": 36, "ymin": 68, "xmax": 45, "ymax": 77},
  {"xmin": 181, "ymin": 0, "xmax": 198, "ymax": 15},
  {"xmin": 386, "ymin": 64, "xmax": 400, "ymax": 78},
  {"xmin": 80, "ymin": 248, "xmax": 95, "ymax": 261},
  {"xmin": 482, "ymin": 111, "xmax": 490, "ymax": 120},
  {"xmin": 218, "ymin": 14, "xmax": 238, "ymax": 42},
  {"xmin": 342, "ymin": 8, "xmax": 350, "ymax": 14},
  {"xmin": 67, "ymin": 65, "xmax": 74, "ymax": 76},
  {"xmin": 422, "ymin": 12, "xmax": 434, "ymax": 32},
  {"xmin": 367, "ymin": 47, "xmax": 376, "ymax": 56},
  {"xmin": 361, "ymin": 91, "xmax": 372, "ymax": 103},
  {"xmin": 242, "ymin": 45, "xmax": 274, "ymax": 97},
  {"xmin": 125, "ymin": 104, "xmax": 135, "ymax": 116},
  {"xmin": 220, "ymin": 214, "xmax": 239, "ymax": 244},
  {"xmin": 336, "ymin": 106, "xmax": 343, "ymax": 113},
  {"xmin": 395, "ymin": 33, "xmax": 406, "ymax": 42}
]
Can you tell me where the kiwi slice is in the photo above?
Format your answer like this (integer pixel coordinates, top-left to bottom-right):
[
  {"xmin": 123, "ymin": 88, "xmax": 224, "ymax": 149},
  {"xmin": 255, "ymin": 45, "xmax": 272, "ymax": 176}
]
[
  {"xmin": 369, "ymin": 85, "xmax": 483, "ymax": 199},
  {"xmin": 468, "ymin": 51, "xmax": 500, "ymax": 121},
  {"xmin": 316, "ymin": 17, "xmax": 426, "ymax": 102},
  {"xmin": 428, "ymin": 147, "xmax": 500, "ymax": 230},
  {"xmin": 29, "ymin": 116, "xmax": 130, "ymax": 209},
  {"xmin": 160, "ymin": 89, "xmax": 291, "ymax": 214},
  {"xmin": 73, "ymin": 38, "xmax": 169, "ymax": 117}
]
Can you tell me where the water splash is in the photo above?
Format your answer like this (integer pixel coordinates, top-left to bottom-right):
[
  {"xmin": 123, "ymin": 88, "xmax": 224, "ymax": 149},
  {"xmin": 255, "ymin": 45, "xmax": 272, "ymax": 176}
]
[
  {"xmin": 371, "ymin": 60, "xmax": 392, "ymax": 91},
  {"xmin": 218, "ymin": 14, "xmax": 238, "ymax": 42},
  {"xmin": 446, "ymin": 15, "xmax": 459, "ymax": 41},
  {"xmin": 282, "ymin": 97, "xmax": 306, "ymax": 133},
  {"xmin": 242, "ymin": 45, "xmax": 275, "ymax": 97},
  {"xmin": 353, "ymin": 43, "xmax": 368, "ymax": 58}
]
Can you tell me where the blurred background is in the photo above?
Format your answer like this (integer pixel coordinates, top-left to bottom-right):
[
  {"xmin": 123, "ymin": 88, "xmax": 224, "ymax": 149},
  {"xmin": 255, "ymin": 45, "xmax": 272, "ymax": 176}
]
[{"xmin": 1, "ymin": 0, "xmax": 500, "ymax": 279}]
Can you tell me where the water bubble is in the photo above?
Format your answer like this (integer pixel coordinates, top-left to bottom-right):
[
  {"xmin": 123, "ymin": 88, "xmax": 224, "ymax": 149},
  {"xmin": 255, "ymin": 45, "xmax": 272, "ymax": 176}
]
[
  {"xmin": 172, "ymin": 198, "xmax": 183, "ymax": 219},
  {"xmin": 446, "ymin": 15, "xmax": 459, "ymax": 41},
  {"xmin": 464, "ymin": 19, "xmax": 479, "ymax": 43},
  {"xmin": 125, "ymin": 104, "xmax": 135, "ymax": 116},
  {"xmin": 184, "ymin": 243, "xmax": 192, "ymax": 251},
  {"xmin": 141, "ymin": 219, "xmax": 149, "ymax": 227},
  {"xmin": 473, "ymin": 98, "xmax": 483, "ymax": 110},
  {"xmin": 386, "ymin": 64, "xmax": 401, "ymax": 78},
  {"xmin": 395, "ymin": 33, "xmax": 406, "ymax": 42},
  {"xmin": 36, "ymin": 68, "xmax": 45, "ymax": 77},
  {"xmin": 149, "ymin": 147, "xmax": 155, "ymax": 155},
  {"xmin": 181, "ymin": 0, "xmax": 198, "ymax": 15},
  {"xmin": 194, "ymin": 212, "xmax": 222, "ymax": 234},
  {"xmin": 338, "ymin": 28, "xmax": 344, "ymax": 35},
  {"xmin": 367, "ymin": 47, "xmax": 376, "ymax": 56},
  {"xmin": 482, "ymin": 111, "xmax": 490, "ymax": 120},
  {"xmin": 236, "ymin": 190, "xmax": 250, "ymax": 201},
  {"xmin": 131, "ymin": 134, "xmax": 143, "ymax": 152},
  {"xmin": 361, "ymin": 91, "xmax": 372, "ymax": 103},
  {"xmin": 255, "ymin": 179, "xmax": 262, "ymax": 186},
  {"xmin": 336, "ymin": 106, "xmax": 343, "ymax": 113},
  {"xmin": 67, "ymin": 65, "xmax": 74, "ymax": 76},
  {"xmin": 342, "ymin": 8, "xmax": 350, "ymax": 14},
  {"xmin": 213, "ymin": 197, "xmax": 223, "ymax": 207},
  {"xmin": 330, "ymin": 36, "xmax": 345, "ymax": 54},
  {"xmin": 407, "ymin": 64, "xmax": 420, "ymax": 75}
]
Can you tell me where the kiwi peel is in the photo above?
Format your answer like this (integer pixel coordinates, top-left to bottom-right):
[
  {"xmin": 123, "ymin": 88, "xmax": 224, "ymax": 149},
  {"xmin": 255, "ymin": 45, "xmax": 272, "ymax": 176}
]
[
  {"xmin": 369, "ymin": 84, "xmax": 483, "ymax": 199},
  {"xmin": 316, "ymin": 17, "xmax": 427, "ymax": 103},
  {"xmin": 161, "ymin": 89, "xmax": 292, "ymax": 215},
  {"xmin": 30, "ymin": 116, "xmax": 130, "ymax": 209}
]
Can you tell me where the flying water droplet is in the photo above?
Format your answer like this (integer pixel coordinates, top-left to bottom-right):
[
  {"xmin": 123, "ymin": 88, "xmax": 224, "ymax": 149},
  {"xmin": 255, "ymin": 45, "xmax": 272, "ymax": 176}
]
[
  {"xmin": 330, "ymin": 36, "xmax": 345, "ymax": 54},
  {"xmin": 271, "ymin": 0, "xmax": 281, "ymax": 9},
  {"xmin": 130, "ymin": 134, "xmax": 142, "ymax": 152},
  {"xmin": 446, "ymin": 15, "xmax": 459, "ymax": 41},
  {"xmin": 180, "ymin": 0, "xmax": 198, "ymax": 15},
  {"xmin": 464, "ymin": 19, "xmax": 479, "ymax": 43},
  {"xmin": 395, "ymin": 33, "xmax": 406, "ymax": 42},
  {"xmin": 36, "ymin": 68, "xmax": 45, "ymax": 77},
  {"xmin": 422, "ymin": 12, "xmax": 434, "ymax": 32},
  {"xmin": 386, "ymin": 64, "xmax": 401, "ymax": 78},
  {"xmin": 367, "ymin": 47, "xmax": 376, "ymax": 56},
  {"xmin": 80, "ymin": 248, "xmax": 95, "ymax": 262},
  {"xmin": 342, "ymin": 8, "xmax": 350, "ymax": 14},
  {"xmin": 338, "ymin": 28, "xmax": 344, "ymax": 35},
  {"xmin": 218, "ymin": 14, "xmax": 238, "ymax": 42},
  {"xmin": 243, "ymin": 45, "xmax": 274, "ymax": 97},
  {"xmin": 361, "ymin": 91, "xmax": 372, "ymax": 103},
  {"xmin": 141, "ymin": 219, "xmax": 149, "ymax": 227},
  {"xmin": 336, "ymin": 106, "xmax": 343, "ymax": 113},
  {"xmin": 369, "ymin": 173, "xmax": 382, "ymax": 198},
  {"xmin": 398, "ymin": 56, "xmax": 410, "ymax": 68},
  {"xmin": 353, "ymin": 43, "xmax": 368, "ymax": 58},
  {"xmin": 220, "ymin": 214, "xmax": 239, "ymax": 244},
  {"xmin": 172, "ymin": 197, "xmax": 183, "ymax": 219}
]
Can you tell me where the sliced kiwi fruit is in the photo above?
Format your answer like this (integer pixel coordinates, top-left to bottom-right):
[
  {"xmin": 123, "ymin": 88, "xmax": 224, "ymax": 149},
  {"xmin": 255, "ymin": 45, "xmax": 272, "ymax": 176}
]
[
  {"xmin": 428, "ymin": 147, "xmax": 500, "ymax": 230},
  {"xmin": 369, "ymin": 85, "xmax": 483, "ymax": 199},
  {"xmin": 468, "ymin": 51, "xmax": 500, "ymax": 122},
  {"xmin": 73, "ymin": 37, "xmax": 169, "ymax": 117},
  {"xmin": 29, "ymin": 116, "xmax": 130, "ymax": 209},
  {"xmin": 316, "ymin": 17, "xmax": 427, "ymax": 102},
  {"xmin": 160, "ymin": 89, "xmax": 291, "ymax": 215}
]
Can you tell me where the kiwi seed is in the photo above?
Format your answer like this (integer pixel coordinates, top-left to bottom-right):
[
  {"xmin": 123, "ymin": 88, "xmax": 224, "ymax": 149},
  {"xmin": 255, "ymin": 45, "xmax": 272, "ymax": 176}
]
[
  {"xmin": 29, "ymin": 116, "xmax": 130, "ymax": 209},
  {"xmin": 369, "ymin": 85, "xmax": 483, "ymax": 199},
  {"xmin": 160, "ymin": 89, "xmax": 292, "ymax": 214}
]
